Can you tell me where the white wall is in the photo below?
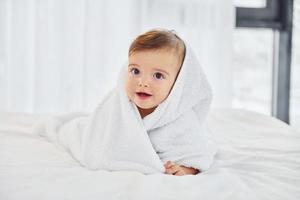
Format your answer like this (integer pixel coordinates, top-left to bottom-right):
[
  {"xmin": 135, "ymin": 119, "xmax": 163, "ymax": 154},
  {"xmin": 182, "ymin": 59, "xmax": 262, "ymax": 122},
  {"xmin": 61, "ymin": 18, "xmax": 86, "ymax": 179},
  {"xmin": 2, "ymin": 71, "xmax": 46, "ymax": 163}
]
[{"xmin": 0, "ymin": 0, "xmax": 234, "ymax": 114}]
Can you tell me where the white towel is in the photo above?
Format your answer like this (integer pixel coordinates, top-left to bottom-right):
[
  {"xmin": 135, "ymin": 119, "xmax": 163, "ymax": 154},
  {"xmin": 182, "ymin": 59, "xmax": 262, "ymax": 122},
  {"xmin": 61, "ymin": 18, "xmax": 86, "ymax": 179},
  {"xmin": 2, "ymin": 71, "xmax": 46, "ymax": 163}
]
[{"xmin": 40, "ymin": 45, "xmax": 218, "ymax": 174}]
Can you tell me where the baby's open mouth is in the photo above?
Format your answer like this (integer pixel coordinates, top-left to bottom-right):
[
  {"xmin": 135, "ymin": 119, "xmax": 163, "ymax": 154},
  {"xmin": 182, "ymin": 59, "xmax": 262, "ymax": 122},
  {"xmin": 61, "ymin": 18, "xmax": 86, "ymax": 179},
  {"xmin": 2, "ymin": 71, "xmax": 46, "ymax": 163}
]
[{"xmin": 136, "ymin": 92, "xmax": 152, "ymax": 98}]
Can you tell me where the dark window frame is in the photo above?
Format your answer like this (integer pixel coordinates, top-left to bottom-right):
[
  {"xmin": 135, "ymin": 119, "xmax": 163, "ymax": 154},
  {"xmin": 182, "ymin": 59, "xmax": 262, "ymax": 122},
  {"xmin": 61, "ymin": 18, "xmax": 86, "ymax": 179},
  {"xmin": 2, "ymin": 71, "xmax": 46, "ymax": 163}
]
[{"xmin": 235, "ymin": 0, "xmax": 294, "ymax": 124}]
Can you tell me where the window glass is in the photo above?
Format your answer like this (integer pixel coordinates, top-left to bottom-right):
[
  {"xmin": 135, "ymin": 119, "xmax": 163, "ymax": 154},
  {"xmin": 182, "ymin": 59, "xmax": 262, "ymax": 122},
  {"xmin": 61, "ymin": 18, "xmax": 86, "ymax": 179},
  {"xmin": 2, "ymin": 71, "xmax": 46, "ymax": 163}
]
[{"xmin": 232, "ymin": 28, "xmax": 274, "ymax": 115}]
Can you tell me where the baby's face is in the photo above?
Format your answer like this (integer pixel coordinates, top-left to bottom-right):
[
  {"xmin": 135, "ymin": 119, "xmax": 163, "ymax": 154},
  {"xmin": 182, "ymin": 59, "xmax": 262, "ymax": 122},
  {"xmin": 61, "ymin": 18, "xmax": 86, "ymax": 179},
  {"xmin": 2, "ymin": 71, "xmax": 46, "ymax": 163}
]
[{"xmin": 125, "ymin": 49, "xmax": 181, "ymax": 110}]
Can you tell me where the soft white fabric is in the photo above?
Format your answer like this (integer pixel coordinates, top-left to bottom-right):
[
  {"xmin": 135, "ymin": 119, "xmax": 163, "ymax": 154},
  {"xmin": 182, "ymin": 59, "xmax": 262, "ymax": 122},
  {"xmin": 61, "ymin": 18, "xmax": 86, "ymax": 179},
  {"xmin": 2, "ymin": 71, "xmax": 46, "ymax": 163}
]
[
  {"xmin": 0, "ymin": 109, "xmax": 300, "ymax": 200},
  {"xmin": 28, "ymin": 45, "xmax": 218, "ymax": 174}
]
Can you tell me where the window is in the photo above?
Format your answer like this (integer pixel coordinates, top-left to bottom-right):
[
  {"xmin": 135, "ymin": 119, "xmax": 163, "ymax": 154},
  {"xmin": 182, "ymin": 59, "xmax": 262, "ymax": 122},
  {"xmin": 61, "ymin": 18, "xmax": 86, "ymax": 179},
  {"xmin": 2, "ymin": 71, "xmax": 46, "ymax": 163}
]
[
  {"xmin": 235, "ymin": 0, "xmax": 295, "ymax": 126},
  {"xmin": 232, "ymin": 28, "xmax": 274, "ymax": 115}
]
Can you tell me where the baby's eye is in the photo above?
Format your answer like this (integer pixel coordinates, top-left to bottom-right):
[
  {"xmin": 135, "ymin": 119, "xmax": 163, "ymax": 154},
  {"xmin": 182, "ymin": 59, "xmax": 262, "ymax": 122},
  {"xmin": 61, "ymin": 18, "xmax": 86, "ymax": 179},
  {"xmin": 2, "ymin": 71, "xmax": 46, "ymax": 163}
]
[
  {"xmin": 153, "ymin": 72, "xmax": 165, "ymax": 80},
  {"xmin": 130, "ymin": 68, "xmax": 140, "ymax": 75}
]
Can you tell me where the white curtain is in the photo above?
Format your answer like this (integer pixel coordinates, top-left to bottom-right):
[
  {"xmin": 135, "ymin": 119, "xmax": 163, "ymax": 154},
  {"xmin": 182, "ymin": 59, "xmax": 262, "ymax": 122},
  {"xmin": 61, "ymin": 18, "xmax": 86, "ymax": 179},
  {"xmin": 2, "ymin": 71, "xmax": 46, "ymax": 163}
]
[{"xmin": 0, "ymin": 0, "xmax": 234, "ymax": 114}]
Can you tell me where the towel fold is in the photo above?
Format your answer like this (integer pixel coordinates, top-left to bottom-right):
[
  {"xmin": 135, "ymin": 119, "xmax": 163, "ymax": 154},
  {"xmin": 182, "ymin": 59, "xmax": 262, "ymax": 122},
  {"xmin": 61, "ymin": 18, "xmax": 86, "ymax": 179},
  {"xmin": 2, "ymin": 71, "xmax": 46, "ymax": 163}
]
[{"xmin": 39, "ymin": 44, "xmax": 218, "ymax": 174}]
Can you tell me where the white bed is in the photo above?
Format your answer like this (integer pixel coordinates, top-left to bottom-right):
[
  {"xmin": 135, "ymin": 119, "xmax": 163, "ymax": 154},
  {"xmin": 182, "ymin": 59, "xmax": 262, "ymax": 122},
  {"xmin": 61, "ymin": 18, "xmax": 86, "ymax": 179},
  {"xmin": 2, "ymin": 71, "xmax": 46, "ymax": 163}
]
[{"xmin": 0, "ymin": 108, "xmax": 299, "ymax": 200}]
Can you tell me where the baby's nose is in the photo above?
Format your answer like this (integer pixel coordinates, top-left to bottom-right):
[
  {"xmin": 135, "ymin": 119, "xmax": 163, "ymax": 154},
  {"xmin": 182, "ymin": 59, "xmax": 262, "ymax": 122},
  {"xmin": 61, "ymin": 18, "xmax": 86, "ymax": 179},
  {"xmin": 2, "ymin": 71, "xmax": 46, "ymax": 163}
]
[
  {"xmin": 138, "ymin": 77, "xmax": 150, "ymax": 87},
  {"xmin": 138, "ymin": 82, "xmax": 149, "ymax": 87}
]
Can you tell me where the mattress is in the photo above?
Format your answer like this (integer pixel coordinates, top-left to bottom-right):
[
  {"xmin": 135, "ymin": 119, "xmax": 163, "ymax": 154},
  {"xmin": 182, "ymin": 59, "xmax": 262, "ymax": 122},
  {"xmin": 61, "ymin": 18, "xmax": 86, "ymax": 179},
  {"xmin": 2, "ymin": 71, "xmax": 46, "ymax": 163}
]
[{"xmin": 0, "ymin": 108, "xmax": 299, "ymax": 200}]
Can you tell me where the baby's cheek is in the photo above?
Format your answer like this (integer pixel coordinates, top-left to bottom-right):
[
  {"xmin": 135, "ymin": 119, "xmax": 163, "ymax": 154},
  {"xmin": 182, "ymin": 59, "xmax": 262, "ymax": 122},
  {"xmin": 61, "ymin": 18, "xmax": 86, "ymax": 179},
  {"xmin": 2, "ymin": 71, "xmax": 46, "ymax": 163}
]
[
  {"xmin": 125, "ymin": 86, "xmax": 134, "ymax": 101},
  {"xmin": 156, "ymin": 90, "xmax": 168, "ymax": 103},
  {"xmin": 125, "ymin": 77, "xmax": 133, "ymax": 91}
]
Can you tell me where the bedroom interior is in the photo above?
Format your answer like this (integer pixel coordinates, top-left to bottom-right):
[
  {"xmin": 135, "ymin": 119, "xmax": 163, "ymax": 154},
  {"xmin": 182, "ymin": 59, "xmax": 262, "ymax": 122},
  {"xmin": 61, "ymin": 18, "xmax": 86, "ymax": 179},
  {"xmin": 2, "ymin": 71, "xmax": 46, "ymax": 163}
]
[{"xmin": 0, "ymin": 0, "xmax": 299, "ymax": 199}]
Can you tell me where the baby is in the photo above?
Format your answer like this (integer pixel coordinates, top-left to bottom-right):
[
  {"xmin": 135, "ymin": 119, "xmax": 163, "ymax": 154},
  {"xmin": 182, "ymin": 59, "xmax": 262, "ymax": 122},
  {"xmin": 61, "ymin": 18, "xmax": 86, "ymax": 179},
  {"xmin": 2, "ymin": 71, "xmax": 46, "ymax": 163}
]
[
  {"xmin": 41, "ymin": 28, "xmax": 216, "ymax": 176},
  {"xmin": 126, "ymin": 29, "xmax": 201, "ymax": 175}
]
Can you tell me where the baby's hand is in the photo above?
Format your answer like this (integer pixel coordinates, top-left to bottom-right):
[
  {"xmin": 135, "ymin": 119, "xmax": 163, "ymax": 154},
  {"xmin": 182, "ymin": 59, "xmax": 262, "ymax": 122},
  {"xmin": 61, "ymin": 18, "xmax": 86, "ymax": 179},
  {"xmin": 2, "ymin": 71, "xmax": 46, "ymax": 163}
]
[{"xmin": 164, "ymin": 161, "xmax": 200, "ymax": 176}]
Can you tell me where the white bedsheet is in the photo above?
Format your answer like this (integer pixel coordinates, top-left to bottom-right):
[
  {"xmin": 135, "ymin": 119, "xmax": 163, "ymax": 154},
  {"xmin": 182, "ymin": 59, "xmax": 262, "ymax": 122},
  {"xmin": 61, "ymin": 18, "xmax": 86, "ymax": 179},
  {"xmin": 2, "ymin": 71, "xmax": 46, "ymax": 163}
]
[{"xmin": 0, "ymin": 108, "xmax": 299, "ymax": 200}]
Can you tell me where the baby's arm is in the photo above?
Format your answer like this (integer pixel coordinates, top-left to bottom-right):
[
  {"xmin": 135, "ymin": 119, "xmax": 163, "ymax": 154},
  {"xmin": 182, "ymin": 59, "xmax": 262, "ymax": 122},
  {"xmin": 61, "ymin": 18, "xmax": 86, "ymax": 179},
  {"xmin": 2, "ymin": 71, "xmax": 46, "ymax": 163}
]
[{"xmin": 164, "ymin": 161, "xmax": 200, "ymax": 176}]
